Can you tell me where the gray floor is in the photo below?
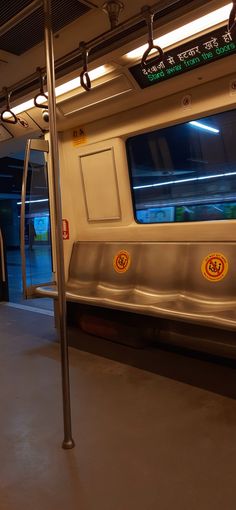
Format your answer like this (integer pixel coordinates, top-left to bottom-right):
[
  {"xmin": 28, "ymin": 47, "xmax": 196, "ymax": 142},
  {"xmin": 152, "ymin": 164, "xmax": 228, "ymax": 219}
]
[
  {"xmin": 6, "ymin": 248, "xmax": 53, "ymax": 310},
  {"xmin": 1, "ymin": 303, "xmax": 236, "ymax": 509}
]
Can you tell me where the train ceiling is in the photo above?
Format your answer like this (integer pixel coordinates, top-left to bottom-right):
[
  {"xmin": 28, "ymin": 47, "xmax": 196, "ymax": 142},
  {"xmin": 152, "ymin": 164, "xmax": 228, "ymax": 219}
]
[
  {"xmin": 0, "ymin": 0, "xmax": 199, "ymax": 56},
  {"xmin": 0, "ymin": 0, "xmax": 91, "ymax": 55},
  {"xmin": 0, "ymin": 0, "xmax": 230, "ymax": 197},
  {"xmin": 0, "ymin": 0, "xmax": 208, "ymax": 91}
]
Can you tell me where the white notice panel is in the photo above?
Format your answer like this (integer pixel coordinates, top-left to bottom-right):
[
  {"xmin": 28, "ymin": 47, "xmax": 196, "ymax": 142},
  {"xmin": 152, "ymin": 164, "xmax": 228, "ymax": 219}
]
[{"xmin": 80, "ymin": 148, "xmax": 121, "ymax": 221}]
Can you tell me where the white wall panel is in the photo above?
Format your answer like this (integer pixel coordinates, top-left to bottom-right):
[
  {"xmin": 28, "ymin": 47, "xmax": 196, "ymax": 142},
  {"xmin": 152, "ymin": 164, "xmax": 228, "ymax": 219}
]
[{"xmin": 80, "ymin": 148, "xmax": 121, "ymax": 221}]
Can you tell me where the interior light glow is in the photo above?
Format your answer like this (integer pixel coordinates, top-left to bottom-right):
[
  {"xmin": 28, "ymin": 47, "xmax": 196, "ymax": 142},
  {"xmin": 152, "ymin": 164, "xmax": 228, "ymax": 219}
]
[
  {"xmin": 189, "ymin": 121, "xmax": 220, "ymax": 133},
  {"xmin": 12, "ymin": 99, "xmax": 35, "ymax": 114},
  {"xmin": 55, "ymin": 65, "xmax": 109, "ymax": 96},
  {"xmin": 17, "ymin": 198, "xmax": 49, "ymax": 205},
  {"xmin": 4, "ymin": 65, "xmax": 111, "ymax": 119},
  {"xmin": 126, "ymin": 3, "xmax": 232, "ymax": 60},
  {"xmin": 133, "ymin": 171, "xmax": 236, "ymax": 190}
]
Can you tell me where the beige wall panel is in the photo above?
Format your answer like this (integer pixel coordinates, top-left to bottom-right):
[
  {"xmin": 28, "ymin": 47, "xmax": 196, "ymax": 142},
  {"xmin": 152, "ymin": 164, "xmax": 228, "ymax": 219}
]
[
  {"xmin": 59, "ymin": 72, "xmax": 236, "ymax": 276},
  {"xmin": 59, "ymin": 137, "xmax": 133, "ymax": 275},
  {"xmin": 80, "ymin": 148, "xmax": 121, "ymax": 221}
]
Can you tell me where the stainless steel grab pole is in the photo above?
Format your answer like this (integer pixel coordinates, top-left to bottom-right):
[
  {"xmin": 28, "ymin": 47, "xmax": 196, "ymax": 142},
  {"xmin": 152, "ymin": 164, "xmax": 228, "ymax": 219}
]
[
  {"xmin": 43, "ymin": 0, "xmax": 75, "ymax": 449},
  {"xmin": 20, "ymin": 139, "xmax": 30, "ymax": 299},
  {"xmin": 20, "ymin": 138, "xmax": 50, "ymax": 299},
  {"xmin": 0, "ymin": 229, "xmax": 6, "ymax": 283}
]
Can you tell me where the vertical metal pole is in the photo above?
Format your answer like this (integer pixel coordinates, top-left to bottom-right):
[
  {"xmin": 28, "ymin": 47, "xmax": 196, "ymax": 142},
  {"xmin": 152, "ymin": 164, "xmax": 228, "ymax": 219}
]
[{"xmin": 43, "ymin": 0, "xmax": 75, "ymax": 449}]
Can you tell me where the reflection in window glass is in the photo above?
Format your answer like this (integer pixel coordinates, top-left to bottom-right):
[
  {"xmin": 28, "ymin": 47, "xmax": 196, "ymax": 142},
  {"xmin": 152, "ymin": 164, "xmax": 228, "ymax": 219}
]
[{"xmin": 126, "ymin": 109, "xmax": 236, "ymax": 223}]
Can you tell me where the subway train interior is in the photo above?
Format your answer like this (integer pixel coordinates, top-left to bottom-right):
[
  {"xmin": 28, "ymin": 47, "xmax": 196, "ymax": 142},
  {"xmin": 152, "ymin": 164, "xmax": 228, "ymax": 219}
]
[{"xmin": 1, "ymin": 0, "xmax": 236, "ymax": 508}]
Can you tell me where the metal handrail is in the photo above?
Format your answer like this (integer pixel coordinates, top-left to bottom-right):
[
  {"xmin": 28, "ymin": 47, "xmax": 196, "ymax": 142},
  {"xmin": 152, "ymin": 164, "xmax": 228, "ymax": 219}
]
[
  {"xmin": 43, "ymin": 0, "xmax": 75, "ymax": 450},
  {"xmin": 20, "ymin": 139, "xmax": 31, "ymax": 299},
  {"xmin": 0, "ymin": 0, "xmax": 198, "ymax": 106},
  {"xmin": 0, "ymin": 229, "xmax": 6, "ymax": 282},
  {"xmin": 20, "ymin": 138, "xmax": 49, "ymax": 298}
]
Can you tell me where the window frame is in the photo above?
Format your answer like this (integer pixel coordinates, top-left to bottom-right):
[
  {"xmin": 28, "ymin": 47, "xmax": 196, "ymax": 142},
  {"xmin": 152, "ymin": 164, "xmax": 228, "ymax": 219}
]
[{"xmin": 125, "ymin": 106, "xmax": 236, "ymax": 226}]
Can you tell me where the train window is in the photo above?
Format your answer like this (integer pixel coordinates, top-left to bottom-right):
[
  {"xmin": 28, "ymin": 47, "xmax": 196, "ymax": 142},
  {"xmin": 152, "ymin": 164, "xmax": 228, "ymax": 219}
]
[{"xmin": 126, "ymin": 109, "xmax": 236, "ymax": 223}]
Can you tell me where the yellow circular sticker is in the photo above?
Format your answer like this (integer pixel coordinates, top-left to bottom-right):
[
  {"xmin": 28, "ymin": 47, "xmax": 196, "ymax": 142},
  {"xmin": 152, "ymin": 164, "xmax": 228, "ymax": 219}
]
[
  {"xmin": 113, "ymin": 250, "xmax": 131, "ymax": 273},
  {"xmin": 201, "ymin": 252, "xmax": 228, "ymax": 282}
]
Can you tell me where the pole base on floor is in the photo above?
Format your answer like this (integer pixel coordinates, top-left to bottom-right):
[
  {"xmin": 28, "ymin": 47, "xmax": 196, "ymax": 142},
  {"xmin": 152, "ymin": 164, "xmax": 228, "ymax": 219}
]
[{"xmin": 62, "ymin": 438, "xmax": 75, "ymax": 449}]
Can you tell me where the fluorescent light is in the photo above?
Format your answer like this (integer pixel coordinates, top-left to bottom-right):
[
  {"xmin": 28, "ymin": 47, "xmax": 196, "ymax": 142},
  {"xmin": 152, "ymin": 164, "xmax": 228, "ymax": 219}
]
[
  {"xmin": 17, "ymin": 198, "xmax": 49, "ymax": 204},
  {"xmin": 55, "ymin": 65, "xmax": 110, "ymax": 96},
  {"xmin": 126, "ymin": 3, "xmax": 232, "ymax": 60},
  {"xmin": 4, "ymin": 65, "xmax": 112, "ymax": 119},
  {"xmin": 13, "ymin": 99, "xmax": 35, "ymax": 114},
  {"xmin": 133, "ymin": 171, "xmax": 236, "ymax": 190},
  {"xmin": 189, "ymin": 121, "xmax": 220, "ymax": 133}
]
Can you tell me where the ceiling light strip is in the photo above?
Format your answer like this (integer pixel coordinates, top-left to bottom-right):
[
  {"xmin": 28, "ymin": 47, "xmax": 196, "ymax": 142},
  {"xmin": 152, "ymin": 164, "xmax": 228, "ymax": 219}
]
[{"xmin": 126, "ymin": 3, "xmax": 232, "ymax": 60}]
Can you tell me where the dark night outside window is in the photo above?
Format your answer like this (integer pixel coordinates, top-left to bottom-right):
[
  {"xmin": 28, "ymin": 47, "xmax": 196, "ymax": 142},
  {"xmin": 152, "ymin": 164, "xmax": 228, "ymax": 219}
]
[{"xmin": 126, "ymin": 109, "xmax": 236, "ymax": 223}]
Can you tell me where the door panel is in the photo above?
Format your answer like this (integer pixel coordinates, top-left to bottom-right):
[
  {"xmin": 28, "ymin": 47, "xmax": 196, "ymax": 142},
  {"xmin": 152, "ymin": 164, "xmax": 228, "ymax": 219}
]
[{"xmin": 21, "ymin": 139, "xmax": 55, "ymax": 298}]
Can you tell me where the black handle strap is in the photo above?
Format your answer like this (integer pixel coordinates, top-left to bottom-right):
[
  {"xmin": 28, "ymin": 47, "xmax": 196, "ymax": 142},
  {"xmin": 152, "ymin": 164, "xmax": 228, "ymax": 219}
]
[
  {"xmin": 34, "ymin": 67, "xmax": 48, "ymax": 109},
  {"xmin": 1, "ymin": 88, "xmax": 18, "ymax": 125},
  {"xmin": 79, "ymin": 42, "xmax": 91, "ymax": 92},
  {"xmin": 141, "ymin": 44, "xmax": 164, "ymax": 67},
  {"xmin": 141, "ymin": 6, "xmax": 164, "ymax": 68},
  {"xmin": 80, "ymin": 71, "xmax": 91, "ymax": 92}
]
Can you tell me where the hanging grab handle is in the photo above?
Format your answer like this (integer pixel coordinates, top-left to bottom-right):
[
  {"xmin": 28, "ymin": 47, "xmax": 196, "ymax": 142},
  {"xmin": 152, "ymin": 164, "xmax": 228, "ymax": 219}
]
[
  {"xmin": 1, "ymin": 88, "xmax": 18, "ymax": 125},
  {"xmin": 79, "ymin": 42, "xmax": 91, "ymax": 92},
  {"xmin": 34, "ymin": 67, "xmax": 48, "ymax": 109},
  {"xmin": 228, "ymin": 1, "xmax": 236, "ymax": 35},
  {"xmin": 141, "ymin": 5, "xmax": 164, "ymax": 68}
]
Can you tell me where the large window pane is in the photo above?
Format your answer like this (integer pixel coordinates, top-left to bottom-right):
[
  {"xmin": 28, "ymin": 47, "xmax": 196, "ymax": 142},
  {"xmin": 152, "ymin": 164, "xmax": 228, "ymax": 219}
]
[{"xmin": 126, "ymin": 109, "xmax": 236, "ymax": 223}]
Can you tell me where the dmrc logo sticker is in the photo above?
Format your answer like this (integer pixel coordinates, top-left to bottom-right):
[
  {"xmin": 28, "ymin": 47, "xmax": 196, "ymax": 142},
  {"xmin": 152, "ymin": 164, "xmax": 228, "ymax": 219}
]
[
  {"xmin": 201, "ymin": 252, "xmax": 228, "ymax": 282},
  {"xmin": 113, "ymin": 250, "xmax": 131, "ymax": 273}
]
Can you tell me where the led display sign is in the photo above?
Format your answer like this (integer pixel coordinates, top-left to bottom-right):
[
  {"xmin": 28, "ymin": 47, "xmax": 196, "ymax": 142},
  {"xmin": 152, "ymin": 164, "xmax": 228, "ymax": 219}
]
[{"xmin": 129, "ymin": 25, "xmax": 236, "ymax": 88}]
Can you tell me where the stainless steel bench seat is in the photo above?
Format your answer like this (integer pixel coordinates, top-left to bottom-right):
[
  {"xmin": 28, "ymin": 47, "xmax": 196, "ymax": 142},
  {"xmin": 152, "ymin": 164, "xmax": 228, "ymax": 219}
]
[{"xmin": 35, "ymin": 241, "xmax": 236, "ymax": 331}]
